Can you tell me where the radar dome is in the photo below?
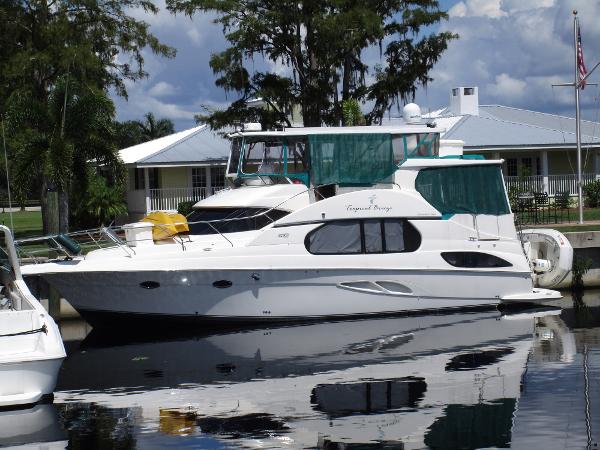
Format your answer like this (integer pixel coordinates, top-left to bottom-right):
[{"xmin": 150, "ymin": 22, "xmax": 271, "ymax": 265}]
[{"xmin": 403, "ymin": 103, "xmax": 422, "ymax": 124}]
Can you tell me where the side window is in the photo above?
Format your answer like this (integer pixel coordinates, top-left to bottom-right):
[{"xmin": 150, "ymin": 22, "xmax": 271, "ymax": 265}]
[
  {"xmin": 364, "ymin": 220, "xmax": 383, "ymax": 253},
  {"xmin": 307, "ymin": 221, "xmax": 362, "ymax": 254},
  {"xmin": 306, "ymin": 219, "xmax": 421, "ymax": 254},
  {"xmin": 441, "ymin": 252, "xmax": 512, "ymax": 268}
]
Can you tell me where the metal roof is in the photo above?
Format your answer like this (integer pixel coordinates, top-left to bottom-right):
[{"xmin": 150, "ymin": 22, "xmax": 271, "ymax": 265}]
[
  {"xmin": 118, "ymin": 125, "xmax": 231, "ymax": 166},
  {"xmin": 436, "ymin": 105, "xmax": 600, "ymax": 150}
]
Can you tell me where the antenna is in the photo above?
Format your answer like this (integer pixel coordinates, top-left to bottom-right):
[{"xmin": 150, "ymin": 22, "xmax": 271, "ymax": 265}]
[{"xmin": 1, "ymin": 119, "xmax": 14, "ymax": 232}]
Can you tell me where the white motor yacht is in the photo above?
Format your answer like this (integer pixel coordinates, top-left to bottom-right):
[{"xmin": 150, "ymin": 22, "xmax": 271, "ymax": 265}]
[
  {"xmin": 21, "ymin": 111, "xmax": 560, "ymax": 326},
  {"xmin": 0, "ymin": 225, "xmax": 66, "ymax": 407}
]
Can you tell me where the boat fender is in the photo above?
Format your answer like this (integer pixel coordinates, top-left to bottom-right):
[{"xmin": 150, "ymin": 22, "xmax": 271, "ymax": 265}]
[{"xmin": 54, "ymin": 234, "xmax": 82, "ymax": 256}]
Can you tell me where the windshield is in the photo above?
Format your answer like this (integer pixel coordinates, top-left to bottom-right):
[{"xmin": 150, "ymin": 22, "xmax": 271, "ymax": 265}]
[
  {"xmin": 186, "ymin": 207, "xmax": 290, "ymax": 235},
  {"xmin": 241, "ymin": 139, "xmax": 285, "ymax": 176}
]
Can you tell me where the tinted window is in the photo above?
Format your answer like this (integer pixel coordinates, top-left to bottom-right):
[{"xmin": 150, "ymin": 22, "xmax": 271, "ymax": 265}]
[
  {"xmin": 364, "ymin": 220, "xmax": 383, "ymax": 253},
  {"xmin": 226, "ymin": 138, "xmax": 242, "ymax": 176},
  {"xmin": 384, "ymin": 220, "xmax": 404, "ymax": 252},
  {"xmin": 187, "ymin": 208, "xmax": 289, "ymax": 235},
  {"xmin": 306, "ymin": 219, "xmax": 420, "ymax": 254},
  {"xmin": 441, "ymin": 252, "xmax": 512, "ymax": 268},
  {"xmin": 308, "ymin": 221, "xmax": 362, "ymax": 254}
]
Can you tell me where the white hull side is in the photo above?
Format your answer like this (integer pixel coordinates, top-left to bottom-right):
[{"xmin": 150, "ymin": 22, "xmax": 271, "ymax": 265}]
[
  {"xmin": 44, "ymin": 268, "xmax": 535, "ymax": 321},
  {"xmin": 0, "ymin": 358, "xmax": 63, "ymax": 407}
]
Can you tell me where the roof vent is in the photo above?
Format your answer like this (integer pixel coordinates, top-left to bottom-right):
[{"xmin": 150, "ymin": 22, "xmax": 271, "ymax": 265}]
[
  {"xmin": 403, "ymin": 103, "xmax": 422, "ymax": 124},
  {"xmin": 243, "ymin": 122, "xmax": 262, "ymax": 131}
]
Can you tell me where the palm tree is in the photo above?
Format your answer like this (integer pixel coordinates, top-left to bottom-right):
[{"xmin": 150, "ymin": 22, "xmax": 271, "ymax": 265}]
[
  {"xmin": 135, "ymin": 112, "xmax": 174, "ymax": 142},
  {"xmin": 4, "ymin": 77, "xmax": 123, "ymax": 233}
]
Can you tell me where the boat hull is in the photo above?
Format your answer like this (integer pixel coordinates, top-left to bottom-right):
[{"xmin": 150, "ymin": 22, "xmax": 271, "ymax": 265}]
[
  {"xmin": 0, "ymin": 358, "xmax": 64, "ymax": 407},
  {"xmin": 40, "ymin": 268, "xmax": 542, "ymax": 326}
]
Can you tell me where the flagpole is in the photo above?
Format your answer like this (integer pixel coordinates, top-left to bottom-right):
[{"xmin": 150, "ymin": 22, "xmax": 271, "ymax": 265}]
[{"xmin": 574, "ymin": 10, "xmax": 584, "ymax": 224}]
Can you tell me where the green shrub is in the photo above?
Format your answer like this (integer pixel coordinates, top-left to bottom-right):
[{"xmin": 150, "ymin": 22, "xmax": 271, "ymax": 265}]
[
  {"xmin": 584, "ymin": 180, "xmax": 600, "ymax": 207},
  {"xmin": 177, "ymin": 201, "xmax": 195, "ymax": 216}
]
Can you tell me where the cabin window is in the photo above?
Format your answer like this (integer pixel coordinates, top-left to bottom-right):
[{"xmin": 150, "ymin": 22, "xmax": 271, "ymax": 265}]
[
  {"xmin": 415, "ymin": 165, "xmax": 510, "ymax": 215},
  {"xmin": 226, "ymin": 138, "xmax": 242, "ymax": 177},
  {"xmin": 364, "ymin": 220, "xmax": 383, "ymax": 253},
  {"xmin": 441, "ymin": 252, "xmax": 512, "ymax": 268},
  {"xmin": 241, "ymin": 139, "xmax": 285, "ymax": 176},
  {"xmin": 392, "ymin": 133, "xmax": 440, "ymax": 165},
  {"xmin": 384, "ymin": 220, "xmax": 405, "ymax": 252},
  {"xmin": 309, "ymin": 133, "xmax": 396, "ymax": 186},
  {"xmin": 307, "ymin": 220, "xmax": 362, "ymax": 254},
  {"xmin": 186, "ymin": 207, "xmax": 289, "ymax": 235},
  {"xmin": 286, "ymin": 138, "xmax": 310, "ymax": 177},
  {"xmin": 306, "ymin": 219, "xmax": 420, "ymax": 254}
]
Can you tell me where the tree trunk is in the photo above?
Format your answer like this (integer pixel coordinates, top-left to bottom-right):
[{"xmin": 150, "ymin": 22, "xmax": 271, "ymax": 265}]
[
  {"xmin": 58, "ymin": 189, "xmax": 69, "ymax": 233},
  {"xmin": 341, "ymin": 55, "xmax": 352, "ymax": 125},
  {"xmin": 46, "ymin": 190, "xmax": 59, "ymax": 235},
  {"xmin": 40, "ymin": 178, "xmax": 50, "ymax": 235}
]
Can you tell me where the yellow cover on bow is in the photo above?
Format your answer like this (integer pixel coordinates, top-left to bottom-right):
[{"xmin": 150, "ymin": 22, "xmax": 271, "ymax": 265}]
[{"xmin": 141, "ymin": 212, "xmax": 189, "ymax": 240}]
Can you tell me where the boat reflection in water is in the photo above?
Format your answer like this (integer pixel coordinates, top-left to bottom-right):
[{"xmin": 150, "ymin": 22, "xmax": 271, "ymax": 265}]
[
  {"xmin": 0, "ymin": 403, "xmax": 67, "ymax": 449},
  {"xmin": 52, "ymin": 306, "xmax": 572, "ymax": 449}
]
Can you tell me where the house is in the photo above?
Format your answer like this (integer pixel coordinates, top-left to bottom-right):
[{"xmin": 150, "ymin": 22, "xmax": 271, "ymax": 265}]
[
  {"xmin": 119, "ymin": 125, "xmax": 230, "ymax": 220},
  {"xmin": 424, "ymin": 87, "xmax": 600, "ymax": 196}
]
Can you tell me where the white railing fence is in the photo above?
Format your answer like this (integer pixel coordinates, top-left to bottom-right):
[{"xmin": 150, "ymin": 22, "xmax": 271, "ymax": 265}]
[
  {"xmin": 149, "ymin": 186, "xmax": 224, "ymax": 212},
  {"xmin": 504, "ymin": 173, "xmax": 597, "ymax": 197}
]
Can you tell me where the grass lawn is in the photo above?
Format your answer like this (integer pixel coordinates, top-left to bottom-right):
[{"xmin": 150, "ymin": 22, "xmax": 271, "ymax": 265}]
[{"xmin": 0, "ymin": 210, "xmax": 43, "ymax": 239}]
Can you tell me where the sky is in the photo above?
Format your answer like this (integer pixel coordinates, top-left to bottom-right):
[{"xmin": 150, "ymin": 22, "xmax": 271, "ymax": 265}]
[{"xmin": 113, "ymin": 0, "xmax": 600, "ymax": 131}]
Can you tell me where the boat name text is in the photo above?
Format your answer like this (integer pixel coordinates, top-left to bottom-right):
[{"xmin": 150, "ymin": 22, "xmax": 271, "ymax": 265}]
[{"xmin": 346, "ymin": 204, "xmax": 392, "ymax": 213}]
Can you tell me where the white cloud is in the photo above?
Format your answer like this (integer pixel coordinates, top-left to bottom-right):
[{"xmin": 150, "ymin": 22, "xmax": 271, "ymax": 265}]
[
  {"xmin": 449, "ymin": 0, "xmax": 506, "ymax": 18},
  {"xmin": 148, "ymin": 81, "xmax": 179, "ymax": 98},
  {"xmin": 186, "ymin": 28, "xmax": 204, "ymax": 46},
  {"xmin": 415, "ymin": 0, "xmax": 600, "ymax": 120},
  {"xmin": 487, "ymin": 73, "xmax": 526, "ymax": 100}
]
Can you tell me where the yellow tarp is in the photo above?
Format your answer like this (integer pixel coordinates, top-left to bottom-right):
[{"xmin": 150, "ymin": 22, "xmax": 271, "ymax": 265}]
[{"xmin": 141, "ymin": 212, "xmax": 189, "ymax": 241}]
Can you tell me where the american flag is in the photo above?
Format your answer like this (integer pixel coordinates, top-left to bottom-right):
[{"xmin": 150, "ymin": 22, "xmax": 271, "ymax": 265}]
[{"xmin": 578, "ymin": 24, "xmax": 587, "ymax": 89}]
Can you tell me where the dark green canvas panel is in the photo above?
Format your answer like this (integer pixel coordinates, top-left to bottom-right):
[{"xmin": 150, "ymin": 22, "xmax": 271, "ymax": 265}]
[
  {"xmin": 309, "ymin": 134, "xmax": 396, "ymax": 186},
  {"xmin": 415, "ymin": 165, "xmax": 510, "ymax": 215}
]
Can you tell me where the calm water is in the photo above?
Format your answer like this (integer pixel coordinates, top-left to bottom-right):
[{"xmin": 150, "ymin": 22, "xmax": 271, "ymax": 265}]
[{"xmin": 3, "ymin": 293, "xmax": 600, "ymax": 449}]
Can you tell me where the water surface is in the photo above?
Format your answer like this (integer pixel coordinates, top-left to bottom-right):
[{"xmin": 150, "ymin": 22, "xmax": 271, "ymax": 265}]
[{"xmin": 3, "ymin": 292, "xmax": 600, "ymax": 449}]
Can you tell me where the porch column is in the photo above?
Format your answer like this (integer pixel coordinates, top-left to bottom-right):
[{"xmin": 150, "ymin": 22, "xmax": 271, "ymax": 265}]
[
  {"xmin": 144, "ymin": 168, "xmax": 151, "ymax": 213},
  {"xmin": 541, "ymin": 150, "xmax": 549, "ymax": 194},
  {"xmin": 492, "ymin": 152, "xmax": 500, "ymax": 160},
  {"xmin": 205, "ymin": 166, "xmax": 212, "ymax": 198}
]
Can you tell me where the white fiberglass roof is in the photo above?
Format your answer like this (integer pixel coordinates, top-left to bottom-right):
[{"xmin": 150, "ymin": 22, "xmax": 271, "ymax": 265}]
[{"xmin": 232, "ymin": 123, "xmax": 444, "ymax": 138}]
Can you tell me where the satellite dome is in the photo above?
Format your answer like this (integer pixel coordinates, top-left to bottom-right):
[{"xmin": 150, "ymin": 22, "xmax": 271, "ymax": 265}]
[{"xmin": 403, "ymin": 103, "xmax": 422, "ymax": 124}]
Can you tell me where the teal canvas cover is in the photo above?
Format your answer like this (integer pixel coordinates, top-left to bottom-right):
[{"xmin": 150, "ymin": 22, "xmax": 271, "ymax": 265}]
[
  {"xmin": 309, "ymin": 134, "xmax": 396, "ymax": 186},
  {"xmin": 415, "ymin": 165, "xmax": 510, "ymax": 215}
]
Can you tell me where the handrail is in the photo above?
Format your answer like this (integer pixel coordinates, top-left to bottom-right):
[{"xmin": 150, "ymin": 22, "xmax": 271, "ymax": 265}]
[
  {"xmin": 14, "ymin": 182, "xmax": 402, "ymax": 262},
  {"xmin": 0, "ymin": 225, "xmax": 22, "ymax": 280}
]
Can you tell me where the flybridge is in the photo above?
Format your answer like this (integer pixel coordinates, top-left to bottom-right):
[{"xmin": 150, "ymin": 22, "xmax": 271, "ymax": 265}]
[{"xmin": 227, "ymin": 123, "xmax": 444, "ymax": 188}]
